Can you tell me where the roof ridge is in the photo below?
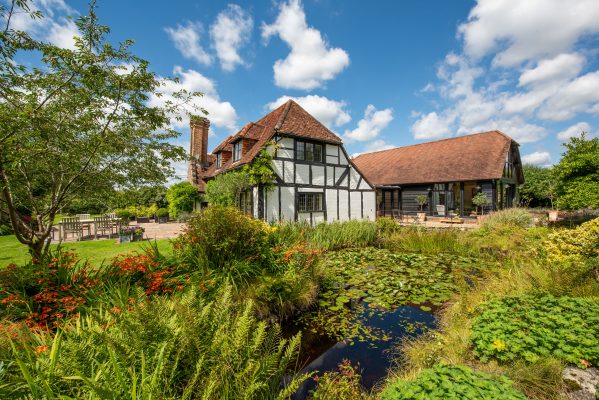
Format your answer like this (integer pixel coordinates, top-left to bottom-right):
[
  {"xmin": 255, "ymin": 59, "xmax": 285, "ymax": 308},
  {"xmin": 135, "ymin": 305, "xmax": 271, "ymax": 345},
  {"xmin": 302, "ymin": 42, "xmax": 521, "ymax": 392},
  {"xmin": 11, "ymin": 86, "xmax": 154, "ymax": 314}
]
[
  {"xmin": 274, "ymin": 100, "xmax": 293, "ymax": 131},
  {"xmin": 281, "ymin": 99, "xmax": 343, "ymax": 142},
  {"xmin": 354, "ymin": 130, "xmax": 511, "ymax": 159}
]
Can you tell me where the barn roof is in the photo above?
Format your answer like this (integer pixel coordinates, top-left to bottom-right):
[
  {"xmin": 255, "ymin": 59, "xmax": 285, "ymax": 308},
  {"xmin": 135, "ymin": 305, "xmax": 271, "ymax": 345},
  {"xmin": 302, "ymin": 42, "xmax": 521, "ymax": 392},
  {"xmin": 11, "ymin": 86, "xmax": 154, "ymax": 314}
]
[{"xmin": 353, "ymin": 131, "xmax": 523, "ymax": 186}]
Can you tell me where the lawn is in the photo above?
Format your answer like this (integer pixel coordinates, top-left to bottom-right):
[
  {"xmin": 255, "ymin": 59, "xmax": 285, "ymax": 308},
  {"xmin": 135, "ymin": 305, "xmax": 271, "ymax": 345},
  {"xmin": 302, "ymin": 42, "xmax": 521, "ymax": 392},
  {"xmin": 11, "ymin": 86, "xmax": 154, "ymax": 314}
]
[{"xmin": 0, "ymin": 235, "xmax": 173, "ymax": 267}]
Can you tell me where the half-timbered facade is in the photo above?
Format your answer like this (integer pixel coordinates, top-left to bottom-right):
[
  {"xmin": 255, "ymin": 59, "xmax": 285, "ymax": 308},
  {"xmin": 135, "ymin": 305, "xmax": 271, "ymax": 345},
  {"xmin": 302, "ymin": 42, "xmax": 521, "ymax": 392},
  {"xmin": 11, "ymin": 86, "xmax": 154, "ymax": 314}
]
[
  {"xmin": 353, "ymin": 131, "xmax": 524, "ymax": 218},
  {"xmin": 189, "ymin": 100, "xmax": 375, "ymax": 223}
]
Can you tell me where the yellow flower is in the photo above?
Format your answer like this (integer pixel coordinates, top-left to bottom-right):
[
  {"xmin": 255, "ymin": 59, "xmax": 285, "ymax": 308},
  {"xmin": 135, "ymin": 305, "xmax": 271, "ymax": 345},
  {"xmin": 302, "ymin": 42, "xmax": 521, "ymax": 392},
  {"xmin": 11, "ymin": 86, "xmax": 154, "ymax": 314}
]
[{"xmin": 491, "ymin": 339, "xmax": 507, "ymax": 352}]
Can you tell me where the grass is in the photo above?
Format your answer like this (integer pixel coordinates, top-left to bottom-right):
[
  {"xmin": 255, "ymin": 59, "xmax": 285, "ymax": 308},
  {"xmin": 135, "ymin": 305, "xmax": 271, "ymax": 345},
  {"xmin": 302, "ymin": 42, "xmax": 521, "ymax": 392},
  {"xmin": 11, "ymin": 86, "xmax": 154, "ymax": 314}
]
[{"xmin": 0, "ymin": 235, "xmax": 172, "ymax": 267}]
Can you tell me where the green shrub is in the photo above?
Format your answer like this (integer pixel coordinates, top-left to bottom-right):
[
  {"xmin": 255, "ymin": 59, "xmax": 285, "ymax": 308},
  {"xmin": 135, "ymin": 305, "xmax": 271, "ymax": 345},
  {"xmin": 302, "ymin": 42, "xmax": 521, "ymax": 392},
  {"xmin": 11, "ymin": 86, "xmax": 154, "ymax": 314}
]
[
  {"xmin": 114, "ymin": 208, "xmax": 131, "ymax": 219},
  {"xmin": 479, "ymin": 208, "xmax": 533, "ymax": 230},
  {"xmin": 0, "ymin": 224, "xmax": 12, "ymax": 235},
  {"xmin": 543, "ymin": 217, "xmax": 599, "ymax": 262},
  {"xmin": 0, "ymin": 286, "xmax": 307, "ymax": 399},
  {"xmin": 166, "ymin": 181, "xmax": 200, "ymax": 218},
  {"xmin": 173, "ymin": 206, "xmax": 273, "ymax": 273},
  {"xmin": 381, "ymin": 364, "xmax": 527, "ymax": 399},
  {"xmin": 156, "ymin": 207, "xmax": 169, "ymax": 218},
  {"xmin": 471, "ymin": 295, "xmax": 599, "ymax": 366},
  {"xmin": 309, "ymin": 220, "xmax": 377, "ymax": 251}
]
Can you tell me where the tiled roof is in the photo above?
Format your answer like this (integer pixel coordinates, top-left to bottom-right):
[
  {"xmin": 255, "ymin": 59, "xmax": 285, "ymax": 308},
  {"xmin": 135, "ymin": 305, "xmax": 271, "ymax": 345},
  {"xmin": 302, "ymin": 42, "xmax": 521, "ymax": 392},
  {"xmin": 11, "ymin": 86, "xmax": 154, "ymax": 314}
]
[
  {"xmin": 196, "ymin": 100, "xmax": 343, "ymax": 182},
  {"xmin": 353, "ymin": 131, "xmax": 522, "ymax": 186}
]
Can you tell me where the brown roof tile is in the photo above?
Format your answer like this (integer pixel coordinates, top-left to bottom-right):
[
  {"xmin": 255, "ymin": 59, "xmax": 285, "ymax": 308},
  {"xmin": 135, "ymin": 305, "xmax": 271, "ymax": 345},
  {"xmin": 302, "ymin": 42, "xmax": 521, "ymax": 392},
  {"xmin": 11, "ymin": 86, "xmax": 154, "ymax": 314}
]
[
  {"xmin": 353, "ymin": 131, "xmax": 520, "ymax": 186},
  {"xmin": 198, "ymin": 100, "xmax": 342, "ymax": 182}
]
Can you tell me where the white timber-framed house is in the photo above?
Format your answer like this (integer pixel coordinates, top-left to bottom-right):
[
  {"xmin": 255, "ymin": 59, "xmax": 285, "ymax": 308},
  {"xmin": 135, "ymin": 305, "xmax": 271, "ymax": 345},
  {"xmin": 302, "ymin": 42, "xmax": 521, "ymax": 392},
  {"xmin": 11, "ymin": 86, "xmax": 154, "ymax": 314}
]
[{"xmin": 188, "ymin": 100, "xmax": 376, "ymax": 223}]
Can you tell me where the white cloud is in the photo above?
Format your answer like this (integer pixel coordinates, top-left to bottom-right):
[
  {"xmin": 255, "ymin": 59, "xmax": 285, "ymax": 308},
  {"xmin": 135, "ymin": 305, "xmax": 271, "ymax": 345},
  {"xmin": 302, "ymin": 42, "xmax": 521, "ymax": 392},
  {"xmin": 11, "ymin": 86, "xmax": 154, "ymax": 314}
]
[
  {"xmin": 411, "ymin": 112, "xmax": 453, "ymax": 140},
  {"xmin": 210, "ymin": 4, "xmax": 253, "ymax": 71},
  {"xmin": 521, "ymin": 151, "xmax": 551, "ymax": 165},
  {"xmin": 46, "ymin": 18, "xmax": 79, "ymax": 49},
  {"xmin": 519, "ymin": 53, "xmax": 585, "ymax": 87},
  {"xmin": 557, "ymin": 121, "xmax": 591, "ymax": 141},
  {"xmin": 538, "ymin": 71, "xmax": 599, "ymax": 120},
  {"xmin": 266, "ymin": 95, "xmax": 350, "ymax": 128},
  {"xmin": 148, "ymin": 66, "xmax": 237, "ymax": 131},
  {"xmin": 458, "ymin": 0, "xmax": 599, "ymax": 67},
  {"xmin": 465, "ymin": 117, "xmax": 548, "ymax": 144},
  {"xmin": 344, "ymin": 105, "xmax": 393, "ymax": 142},
  {"xmin": 8, "ymin": 0, "xmax": 79, "ymax": 48},
  {"xmin": 165, "ymin": 22, "xmax": 212, "ymax": 66},
  {"xmin": 364, "ymin": 139, "xmax": 395, "ymax": 152},
  {"xmin": 261, "ymin": 0, "xmax": 349, "ymax": 90}
]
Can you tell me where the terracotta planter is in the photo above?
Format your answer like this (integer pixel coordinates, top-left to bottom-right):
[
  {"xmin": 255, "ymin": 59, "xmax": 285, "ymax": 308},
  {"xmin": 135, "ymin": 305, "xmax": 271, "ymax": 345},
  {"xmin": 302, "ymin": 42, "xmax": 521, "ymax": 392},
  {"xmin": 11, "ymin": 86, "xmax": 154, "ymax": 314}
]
[
  {"xmin": 416, "ymin": 212, "xmax": 427, "ymax": 222},
  {"xmin": 548, "ymin": 210, "xmax": 559, "ymax": 221}
]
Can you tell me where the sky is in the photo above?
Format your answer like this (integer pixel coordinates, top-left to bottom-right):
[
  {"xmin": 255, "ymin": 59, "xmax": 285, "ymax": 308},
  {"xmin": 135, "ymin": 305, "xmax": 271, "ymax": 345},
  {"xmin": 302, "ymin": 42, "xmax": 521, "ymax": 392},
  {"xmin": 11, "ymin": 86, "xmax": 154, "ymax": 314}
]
[{"xmin": 10, "ymin": 0, "xmax": 599, "ymax": 181}]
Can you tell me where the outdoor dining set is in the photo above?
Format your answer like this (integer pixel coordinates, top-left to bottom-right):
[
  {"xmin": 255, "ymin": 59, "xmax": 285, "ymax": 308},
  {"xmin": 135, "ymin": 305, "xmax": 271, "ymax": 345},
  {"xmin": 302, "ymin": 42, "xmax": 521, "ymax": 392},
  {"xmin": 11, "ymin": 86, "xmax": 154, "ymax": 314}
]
[{"xmin": 54, "ymin": 213, "xmax": 129, "ymax": 242}]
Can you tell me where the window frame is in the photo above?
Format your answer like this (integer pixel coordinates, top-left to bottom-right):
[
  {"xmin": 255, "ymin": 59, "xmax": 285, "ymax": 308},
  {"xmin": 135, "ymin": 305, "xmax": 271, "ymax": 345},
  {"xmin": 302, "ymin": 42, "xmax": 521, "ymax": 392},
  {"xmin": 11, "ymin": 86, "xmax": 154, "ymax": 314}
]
[
  {"xmin": 216, "ymin": 152, "xmax": 222, "ymax": 168},
  {"xmin": 233, "ymin": 141, "xmax": 242, "ymax": 162},
  {"xmin": 295, "ymin": 139, "xmax": 323, "ymax": 163},
  {"xmin": 297, "ymin": 192, "xmax": 324, "ymax": 213},
  {"xmin": 237, "ymin": 189, "xmax": 253, "ymax": 216}
]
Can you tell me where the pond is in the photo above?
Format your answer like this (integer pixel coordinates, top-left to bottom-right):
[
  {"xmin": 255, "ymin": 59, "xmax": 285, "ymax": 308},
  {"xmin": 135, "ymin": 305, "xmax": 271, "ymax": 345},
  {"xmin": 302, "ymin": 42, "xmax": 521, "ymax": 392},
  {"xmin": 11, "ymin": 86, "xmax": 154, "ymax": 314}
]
[{"xmin": 286, "ymin": 248, "xmax": 495, "ymax": 398}]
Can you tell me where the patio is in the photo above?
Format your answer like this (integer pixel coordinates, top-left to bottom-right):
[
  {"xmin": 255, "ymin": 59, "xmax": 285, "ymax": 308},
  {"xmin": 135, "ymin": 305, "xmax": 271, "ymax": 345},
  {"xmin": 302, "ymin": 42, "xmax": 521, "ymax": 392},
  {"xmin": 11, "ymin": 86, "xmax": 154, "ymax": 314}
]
[{"xmin": 54, "ymin": 221, "xmax": 185, "ymax": 243}]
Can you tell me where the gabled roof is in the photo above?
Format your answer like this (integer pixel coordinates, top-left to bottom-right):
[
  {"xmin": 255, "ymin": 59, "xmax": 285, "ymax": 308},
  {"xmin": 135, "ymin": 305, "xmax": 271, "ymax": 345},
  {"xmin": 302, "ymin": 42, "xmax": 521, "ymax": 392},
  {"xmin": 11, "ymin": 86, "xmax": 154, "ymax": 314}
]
[
  {"xmin": 203, "ymin": 99, "xmax": 342, "ymax": 177},
  {"xmin": 353, "ymin": 130, "xmax": 522, "ymax": 186}
]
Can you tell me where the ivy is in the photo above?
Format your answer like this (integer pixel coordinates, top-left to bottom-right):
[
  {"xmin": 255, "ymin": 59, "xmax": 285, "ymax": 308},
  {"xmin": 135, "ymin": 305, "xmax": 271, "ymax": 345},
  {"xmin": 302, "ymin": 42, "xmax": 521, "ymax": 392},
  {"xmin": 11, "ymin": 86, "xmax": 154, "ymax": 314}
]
[
  {"xmin": 471, "ymin": 295, "xmax": 599, "ymax": 366},
  {"xmin": 381, "ymin": 364, "xmax": 527, "ymax": 400},
  {"xmin": 205, "ymin": 143, "xmax": 277, "ymax": 206}
]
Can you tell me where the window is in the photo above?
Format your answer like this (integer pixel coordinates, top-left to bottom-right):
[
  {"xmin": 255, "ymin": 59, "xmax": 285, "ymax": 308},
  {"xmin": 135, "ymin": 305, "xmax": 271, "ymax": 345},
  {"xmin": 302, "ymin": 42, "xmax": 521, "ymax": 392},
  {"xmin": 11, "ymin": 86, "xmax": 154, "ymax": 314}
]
[
  {"xmin": 298, "ymin": 193, "xmax": 323, "ymax": 212},
  {"xmin": 233, "ymin": 141, "xmax": 242, "ymax": 161},
  {"xmin": 216, "ymin": 152, "xmax": 222, "ymax": 168},
  {"xmin": 238, "ymin": 190, "xmax": 252, "ymax": 215},
  {"xmin": 296, "ymin": 140, "xmax": 323, "ymax": 162}
]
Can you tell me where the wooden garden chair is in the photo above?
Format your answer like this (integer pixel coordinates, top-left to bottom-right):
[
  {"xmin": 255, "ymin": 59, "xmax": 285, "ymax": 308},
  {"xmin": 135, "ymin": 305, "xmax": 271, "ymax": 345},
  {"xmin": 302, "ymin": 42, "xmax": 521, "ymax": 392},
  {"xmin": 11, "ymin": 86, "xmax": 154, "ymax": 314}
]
[
  {"xmin": 94, "ymin": 216, "xmax": 113, "ymax": 239},
  {"xmin": 62, "ymin": 217, "xmax": 87, "ymax": 241}
]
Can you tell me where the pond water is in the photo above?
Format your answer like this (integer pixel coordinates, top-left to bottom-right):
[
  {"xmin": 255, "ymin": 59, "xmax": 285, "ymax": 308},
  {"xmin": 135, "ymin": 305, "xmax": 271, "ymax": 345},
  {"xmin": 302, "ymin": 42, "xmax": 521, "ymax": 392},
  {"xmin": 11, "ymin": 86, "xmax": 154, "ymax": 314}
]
[{"xmin": 289, "ymin": 304, "xmax": 437, "ymax": 399}]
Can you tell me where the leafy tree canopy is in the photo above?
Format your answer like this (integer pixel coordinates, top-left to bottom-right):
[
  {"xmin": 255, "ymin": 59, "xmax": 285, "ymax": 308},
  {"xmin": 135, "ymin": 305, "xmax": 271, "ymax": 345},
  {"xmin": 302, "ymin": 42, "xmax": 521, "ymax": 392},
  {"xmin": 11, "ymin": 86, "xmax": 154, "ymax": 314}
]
[
  {"xmin": 0, "ymin": 1, "xmax": 203, "ymax": 259},
  {"xmin": 519, "ymin": 165, "xmax": 555, "ymax": 208},
  {"xmin": 553, "ymin": 134, "xmax": 599, "ymax": 210}
]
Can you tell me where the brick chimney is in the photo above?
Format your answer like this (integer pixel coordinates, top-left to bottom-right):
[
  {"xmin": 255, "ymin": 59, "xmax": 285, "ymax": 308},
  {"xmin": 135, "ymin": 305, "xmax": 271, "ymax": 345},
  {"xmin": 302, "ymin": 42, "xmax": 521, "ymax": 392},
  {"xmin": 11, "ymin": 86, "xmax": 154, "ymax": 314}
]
[{"xmin": 188, "ymin": 117, "xmax": 210, "ymax": 183}]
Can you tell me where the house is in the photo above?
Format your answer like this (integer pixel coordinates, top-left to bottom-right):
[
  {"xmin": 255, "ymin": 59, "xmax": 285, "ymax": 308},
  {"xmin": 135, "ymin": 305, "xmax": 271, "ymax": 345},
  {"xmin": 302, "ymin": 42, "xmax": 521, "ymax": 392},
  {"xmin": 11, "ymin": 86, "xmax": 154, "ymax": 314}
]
[
  {"xmin": 352, "ymin": 131, "xmax": 524, "ymax": 218},
  {"xmin": 188, "ymin": 100, "xmax": 376, "ymax": 223}
]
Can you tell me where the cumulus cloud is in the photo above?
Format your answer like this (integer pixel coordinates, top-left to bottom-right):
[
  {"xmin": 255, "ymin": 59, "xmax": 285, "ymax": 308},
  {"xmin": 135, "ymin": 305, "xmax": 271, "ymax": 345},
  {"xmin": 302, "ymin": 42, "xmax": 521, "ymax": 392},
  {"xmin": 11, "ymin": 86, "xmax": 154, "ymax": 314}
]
[
  {"xmin": 8, "ymin": 0, "xmax": 80, "ymax": 48},
  {"xmin": 266, "ymin": 95, "xmax": 350, "ymax": 128},
  {"xmin": 344, "ymin": 105, "xmax": 393, "ymax": 142},
  {"xmin": 521, "ymin": 151, "xmax": 551, "ymax": 165},
  {"xmin": 458, "ymin": 0, "xmax": 599, "ymax": 67},
  {"xmin": 210, "ymin": 4, "xmax": 253, "ymax": 71},
  {"xmin": 261, "ymin": 0, "xmax": 349, "ymax": 90},
  {"xmin": 410, "ymin": 0, "xmax": 599, "ymax": 145},
  {"xmin": 557, "ymin": 121, "xmax": 591, "ymax": 141},
  {"xmin": 165, "ymin": 22, "xmax": 213, "ymax": 66},
  {"xmin": 148, "ymin": 66, "xmax": 237, "ymax": 131},
  {"xmin": 411, "ymin": 112, "xmax": 453, "ymax": 140}
]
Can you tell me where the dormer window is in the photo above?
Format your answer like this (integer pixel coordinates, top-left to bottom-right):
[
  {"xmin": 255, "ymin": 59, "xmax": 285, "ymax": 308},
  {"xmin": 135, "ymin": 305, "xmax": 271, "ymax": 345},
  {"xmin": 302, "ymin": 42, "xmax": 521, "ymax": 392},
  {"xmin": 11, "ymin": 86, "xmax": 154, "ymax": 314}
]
[
  {"xmin": 216, "ymin": 152, "xmax": 222, "ymax": 168},
  {"xmin": 233, "ymin": 141, "xmax": 242, "ymax": 161}
]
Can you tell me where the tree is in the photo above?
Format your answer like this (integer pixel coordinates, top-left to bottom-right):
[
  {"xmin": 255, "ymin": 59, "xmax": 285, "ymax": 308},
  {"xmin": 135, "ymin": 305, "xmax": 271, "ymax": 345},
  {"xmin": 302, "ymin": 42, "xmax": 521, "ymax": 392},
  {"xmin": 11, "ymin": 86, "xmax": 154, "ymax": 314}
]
[
  {"xmin": 205, "ymin": 171, "xmax": 252, "ymax": 207},
  {"xmin": 519, "ymin": 165, "xmax": 554, "ymax": 208},
  {"xmin": 472, "ymin": 192, "xmax": 489, "ymax": 215},
  {"xmin": 553, "ymin": 133, "xmax": 599, "ymax": 210},
  {"xmin": 0, "ymin": 2, "xmax": 203, "ymax": 260},
  {"xmin": 166, "ymin": 182, "xmax": 200, "ymax": 218}
]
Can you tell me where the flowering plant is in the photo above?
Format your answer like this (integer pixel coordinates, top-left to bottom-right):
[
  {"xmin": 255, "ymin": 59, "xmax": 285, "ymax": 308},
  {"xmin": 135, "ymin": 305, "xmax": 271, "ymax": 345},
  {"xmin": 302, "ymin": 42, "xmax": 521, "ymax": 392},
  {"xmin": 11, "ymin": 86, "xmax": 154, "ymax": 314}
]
[{"xmin": 119, "ymin": 226, "xmax": 145, "ymax": 236}]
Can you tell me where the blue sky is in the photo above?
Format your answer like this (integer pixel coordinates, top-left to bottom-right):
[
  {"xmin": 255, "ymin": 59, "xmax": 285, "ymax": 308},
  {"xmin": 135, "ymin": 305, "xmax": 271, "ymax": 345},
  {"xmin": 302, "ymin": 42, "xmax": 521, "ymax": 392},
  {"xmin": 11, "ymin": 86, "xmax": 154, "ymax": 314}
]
[{"xmin": 11, "ymin": 0, "xmax": 599, "ymax": 180}]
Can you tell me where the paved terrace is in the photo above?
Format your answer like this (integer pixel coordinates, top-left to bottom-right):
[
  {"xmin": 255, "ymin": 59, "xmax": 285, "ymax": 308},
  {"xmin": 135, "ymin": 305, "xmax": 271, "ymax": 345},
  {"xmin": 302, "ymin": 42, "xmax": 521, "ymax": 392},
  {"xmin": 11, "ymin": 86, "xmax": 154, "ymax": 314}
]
[{"xmin": 56, "ymin": 221, "xmax": 186, "ymax": 243}]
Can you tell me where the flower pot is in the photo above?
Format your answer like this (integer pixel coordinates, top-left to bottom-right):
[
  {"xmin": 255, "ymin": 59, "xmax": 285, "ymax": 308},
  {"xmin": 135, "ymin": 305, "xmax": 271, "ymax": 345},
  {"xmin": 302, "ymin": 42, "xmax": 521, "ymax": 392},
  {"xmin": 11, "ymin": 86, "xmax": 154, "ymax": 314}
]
[
  {"xmin": 416, "ymin": 212, "xmax": 427, "ymax": 222},
  {"xmin": 132, "ymin": 233, "xmax": 144, "ymax": 242},
  {"xmin": 548, "ymin": 210, "xmax": 559, "ymax": 222},
  {"xmin": 157, "ymin": 216, "xmax": 168, "ymax": 224},
  {"xmin": 119, "ymin": 235, "xmax": 131, "ymax": 243}
]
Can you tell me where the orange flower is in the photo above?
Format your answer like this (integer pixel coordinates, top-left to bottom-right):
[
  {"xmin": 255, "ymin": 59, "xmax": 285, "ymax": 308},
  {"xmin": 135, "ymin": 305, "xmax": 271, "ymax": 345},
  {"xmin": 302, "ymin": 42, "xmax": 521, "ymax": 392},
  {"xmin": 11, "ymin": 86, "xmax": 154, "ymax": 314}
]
[{"xmin": 35, "ymin": 345, "xmax": 48, "ymax": 353}]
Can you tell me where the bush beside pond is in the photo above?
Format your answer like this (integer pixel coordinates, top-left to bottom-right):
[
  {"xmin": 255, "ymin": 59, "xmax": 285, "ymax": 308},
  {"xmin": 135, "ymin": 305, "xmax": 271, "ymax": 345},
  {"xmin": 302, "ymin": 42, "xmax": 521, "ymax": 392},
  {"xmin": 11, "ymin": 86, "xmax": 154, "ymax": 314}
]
[
  {"xmin": 381, "ymin": 364, "xmax": 527, "ymax": 400},
  {"xmin": 471, "ymin": 295, "xmax": 599, "ymax": 366}
]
